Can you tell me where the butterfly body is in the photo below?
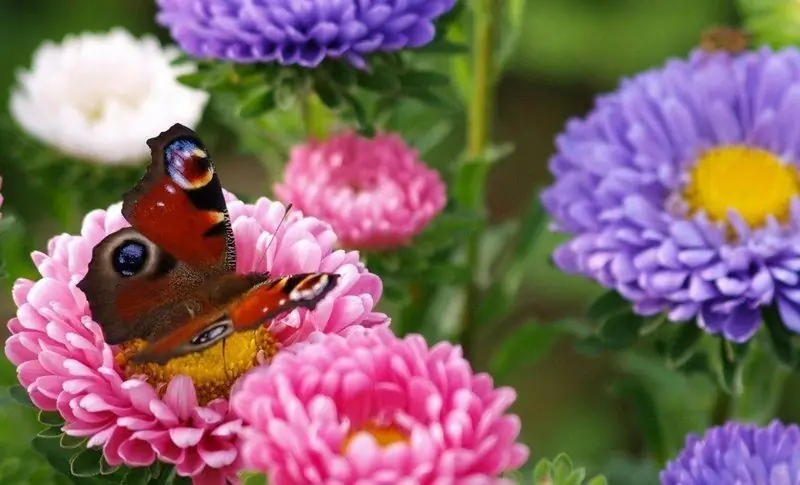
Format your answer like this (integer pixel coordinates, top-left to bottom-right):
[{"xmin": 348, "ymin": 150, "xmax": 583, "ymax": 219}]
[{"xmin": 78, "ymin": 124, "xmax": 338, "ymax": 364}]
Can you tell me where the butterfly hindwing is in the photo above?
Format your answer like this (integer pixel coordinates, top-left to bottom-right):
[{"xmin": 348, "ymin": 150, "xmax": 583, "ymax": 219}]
[{"xmin": 229, "ymin": 273, "xmax": 340, "ymax": 330}]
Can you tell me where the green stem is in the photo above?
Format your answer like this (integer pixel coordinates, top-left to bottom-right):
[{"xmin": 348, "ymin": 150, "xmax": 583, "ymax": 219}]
[
  {"xmin": 458, "ymin": 0, "xmax": 500, "ymax": 358},
  {"xmin": 300, "ymin": 91, "xmax": 331, "ymax": 140}
]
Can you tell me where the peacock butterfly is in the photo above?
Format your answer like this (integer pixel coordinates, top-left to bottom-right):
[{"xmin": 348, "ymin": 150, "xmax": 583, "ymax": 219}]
[{"xmin": 77, "ymin": 123, "xmax": 338, "ymax": 364}]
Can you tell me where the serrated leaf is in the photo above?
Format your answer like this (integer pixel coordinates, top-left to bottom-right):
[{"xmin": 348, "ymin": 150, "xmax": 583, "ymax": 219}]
[
  {"xmin": 238, "ymin": 88, "xmax": 277, "ymax": 118},
  {"xmin": 587, "ymin": 291, "xmax": 629, "ymax": 321},
  {"xmin": 490, "ymin": 320, "xmax": 568, "ymax": 380},
  {"xmin": 38, "ymin": 411, "xmax": 64, "ymax": 426},
  {"xmin": 761, "ymin": 304, "xmax": 797, "ymax": 368},
  {"xmin": 8, "ymin": 385, "xmax": 34, "ymax": 408},
  {"xmin": 667, "ymin": 323, "xmax": 703, "ymax": 368},
  {"xmin": 69, "ymin": 448, "xmax": 104, "ymax": 477}
]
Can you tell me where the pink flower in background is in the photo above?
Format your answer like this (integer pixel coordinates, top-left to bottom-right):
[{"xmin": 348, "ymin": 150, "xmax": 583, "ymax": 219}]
[
  {"xmin": 275, "ymin": 132, "xmax": 447, "ymax": 249},
  {"xmin": 5, "ymin": 192, "xmax": 387, "ymax": 485},
  {"xmin": 232, "ymin": 326, "xmax": 529, "ymax": 484}
]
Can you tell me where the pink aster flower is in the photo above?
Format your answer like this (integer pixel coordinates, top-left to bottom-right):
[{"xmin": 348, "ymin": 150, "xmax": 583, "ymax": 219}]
[
  {"xmin": 232, "ymin": 327, "xmax": 529, "ymax": 484},
  {"xmin": 275, "ymin": 132, "xmax": 447, "ymax": 249},
  {"xmin": 5, "ymin": 192, "xmax": 388, "ymax": 485}
]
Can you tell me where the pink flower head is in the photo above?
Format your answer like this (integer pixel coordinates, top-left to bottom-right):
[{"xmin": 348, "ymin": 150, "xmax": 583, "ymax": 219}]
[
  {"xmin": 275, "ymin": 132, "xmax": 447, "ymax": 249},
  {"xmin": 5, "ymin": 192, "xmax": 388, "ymax": 484},
  {"xmin": 232, "ymin": 327, "xmax": 529, "ymax": 484}
]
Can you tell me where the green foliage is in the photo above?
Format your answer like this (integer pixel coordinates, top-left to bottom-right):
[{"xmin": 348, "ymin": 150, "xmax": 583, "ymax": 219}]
[
  {"xmin": 525, "ymin": 454, "xmax": 607, "ymax": 485},
  {"xmin": 738, "ymin": 0, "xmax": 800, "ymax": 48}
]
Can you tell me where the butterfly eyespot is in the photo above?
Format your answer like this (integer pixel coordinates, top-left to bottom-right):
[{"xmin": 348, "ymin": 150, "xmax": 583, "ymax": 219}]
[
  {"xmin": 164, "ymin": 138, "xmax": 214, "ymax": 189},
  {"xmin": 112, "ymin": 240, "xmax": 149, "ymax": 277},
  {"xmin": 190, "ymin": 321, "xmax": 232, "ymax": 346}
]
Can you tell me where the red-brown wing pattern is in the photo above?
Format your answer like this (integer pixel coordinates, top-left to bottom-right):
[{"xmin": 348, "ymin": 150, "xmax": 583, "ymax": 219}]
[
  {"xmin": 121, "ymin": 123, "xmax": 235, "ymax": 274},
  {"xmin": 229, "ymin": 273, "xmax": 340, "ymax": 330}
]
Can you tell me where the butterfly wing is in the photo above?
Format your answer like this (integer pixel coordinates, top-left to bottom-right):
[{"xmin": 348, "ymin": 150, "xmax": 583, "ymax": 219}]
[
  {"xmin": 78, "ymin": 124, "xmax": 240, "ymax": 347},
  {"xmin": 229, "ymin": 273, "xmax": 341, "ymax": 331}
]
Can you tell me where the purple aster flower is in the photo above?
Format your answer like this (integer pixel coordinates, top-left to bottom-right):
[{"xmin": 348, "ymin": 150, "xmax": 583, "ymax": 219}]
[
  {"xmin": 155, "ymin": 0, "xmax": 457, "ymax": 68},
  {"xmin": 660, "ymin": 421, "xmax": 800, "ymax": 485},
  {"xmin": 542, "ymin": 46, "xmax": 800, "ymax": 342}
]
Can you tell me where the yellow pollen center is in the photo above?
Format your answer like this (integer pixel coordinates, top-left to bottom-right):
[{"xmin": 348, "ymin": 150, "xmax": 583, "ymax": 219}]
[
  {"xmin": 341, "ymin": 423, "xmax": 408, "ymax": 453},
  {"xmin": 116, "ymin": 327, "xmax": 278, "ymax": 406},
  {"xmin": 684, "ymin": 145, "xmax": 800, "ymax": 228}
]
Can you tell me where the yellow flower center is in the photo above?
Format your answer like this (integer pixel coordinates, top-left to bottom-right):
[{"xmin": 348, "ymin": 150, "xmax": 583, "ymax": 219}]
[
  {"xmin": 117, "ymin": 327, "xmax": 278, "ymax": 406},
  {"xmin": 684, "ymin": 145, "xmax": 800, "ymax": 228},
  {"xmin": 341, "ymin": 423, "xmax": 408, "ymax": 453}
]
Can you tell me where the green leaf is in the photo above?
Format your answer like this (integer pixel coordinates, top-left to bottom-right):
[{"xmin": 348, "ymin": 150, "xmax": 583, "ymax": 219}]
[
  {"xmin": 326, "ymin": 61, "xmax": 356, "ymax": 87},
  {"xmin": 610, "ymin": 379, "xmax": 667, "ymax": 465},
  {"xmin": 490, "ymin": 320, "xmax": 567, "ymax": 380},
  {"xmin": 587, "ymin": 291, "xmax": 629, "ymax": 322},
  {"xmin": 60, "ymin": 433, "xmax": 87, "ymax": 449},
  {"xmin": 597, "ymin": 311, "xmax": 644, "ymax": 349},
  {"xmin": 176, "ymin": 72, "xmax": 207, "ymax": 89},
  {"xmin": 38, "ymin": 411, "xmax": 64, "ymax": 426},
  {"xmin": 667, "ymin": 323, "xmax": 703, "ymax": 368},
  {"xmin": 733, "ymin": 339, "xmax": 790, "ymax": 424},
  {"xmin": 69, "ymin": 448, "xmax": 104, "ymax": 477},
  {"xmin": 313, "ymin": 78, "xmax": 342, "ymax": 108},
  {"xmin": 399, "ymin": 70, "xmax": 451, "ymax": 88},
  {"xmin": 238, "ymin": 88, "xmax": 277, "ymax": 118},
  {"xmin": 8, "ymin": 385, "xmax": 34, "ymax": 408},
  {"xmin": 717, "ymin": 339, "xmax": 751, "ymax": 395},
  {"xmin": 31, "ymin": 436, "xmax": 73, "ymax": 477},
  {"xmin": 37, "ymin": 426, "xmax": 63, "ymax": 439},
  {"xmin": 761, "ymin": 304, "xmax": 797, "ymax": 368},
  {"xmin": 341, "ymin": 92, "xmax": 372, "ymax": 136},
  {"xmin": 240, "ymin": 471, "xmax": 269, "ymax": 485},
  {"xmin": 356, "ymin": 68, "xmax": 399, "ymax": 92},
  {"xmin": 416, "ymin": 40, "xmax": 469, "ymax": 55},
  {"xmin": 121, "ymin": 467, "xmax": 151, "ymax": 485}
]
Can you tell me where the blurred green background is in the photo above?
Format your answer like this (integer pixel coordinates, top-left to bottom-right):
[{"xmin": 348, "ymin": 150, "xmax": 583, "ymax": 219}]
[{"xmin": 0, "ymin": 0, "xmax": 783, "ymax": 483}]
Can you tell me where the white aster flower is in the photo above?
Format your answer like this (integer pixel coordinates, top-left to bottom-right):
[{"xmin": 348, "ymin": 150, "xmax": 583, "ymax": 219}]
[{"xmin": 10, "ymin": 27, "xmax": 208, "ymax": 165}]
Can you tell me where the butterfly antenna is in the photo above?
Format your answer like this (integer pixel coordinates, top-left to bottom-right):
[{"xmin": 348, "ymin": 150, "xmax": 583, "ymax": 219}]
[{"xmin": 255, "ymin": 203, "xmax": 293, "ymax": 272}]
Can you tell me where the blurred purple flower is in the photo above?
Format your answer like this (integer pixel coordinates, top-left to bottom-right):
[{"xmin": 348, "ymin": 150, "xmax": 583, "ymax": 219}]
[
  {"xmin": 542, "ymin": 47, "xmax": 800, "ymax": 341},
  {"xmin": 661, "ymin": 421, "xmax": 800, "ymax": 485},
  {"xmin": 156, "ymin": 0, "xmax": 456, "ymax": 68}
]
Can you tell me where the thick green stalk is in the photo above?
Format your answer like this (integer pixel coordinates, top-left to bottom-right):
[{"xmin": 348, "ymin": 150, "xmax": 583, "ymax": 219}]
[{"xmin": 458, "ymin": 0, "xmax": 500, "ymax": 358}]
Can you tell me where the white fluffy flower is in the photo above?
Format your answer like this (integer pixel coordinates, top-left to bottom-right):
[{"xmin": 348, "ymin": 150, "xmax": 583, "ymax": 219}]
[{"xmin": 10, "ymin": 27, "xmax": 208, "ymax": 164}]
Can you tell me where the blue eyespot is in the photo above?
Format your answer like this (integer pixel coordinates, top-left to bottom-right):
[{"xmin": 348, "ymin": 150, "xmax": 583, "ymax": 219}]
[{"xmin": 112, "ymin": 241, "xmax": 148, "ymax": 277}]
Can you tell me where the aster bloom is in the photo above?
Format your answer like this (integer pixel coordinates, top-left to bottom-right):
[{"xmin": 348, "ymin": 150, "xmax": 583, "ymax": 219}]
[
  {"xmin": 232, "ymin": 326, "xmax": 529, "ymax": 484},
  {"xmin": 661, "ymin": 420, "xmax": 800, "ymax": 484},
  {"xmin": 10, "ymin": 28, "xmax": 208, "ymax": 164},
  {"xmin": 275, "ymin": 132, "xmax": 447, "ymax": 249},
  {"xmin": 156, "ymin": 0, "xmax": 457, "ymax": 68},
  {"xmin": 5, "ymin": 192, "xmax": 387, "ymax": 484},
  {"xmin": 542, "ymin": 46, "xmax": 800, "ymax": 341}
]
